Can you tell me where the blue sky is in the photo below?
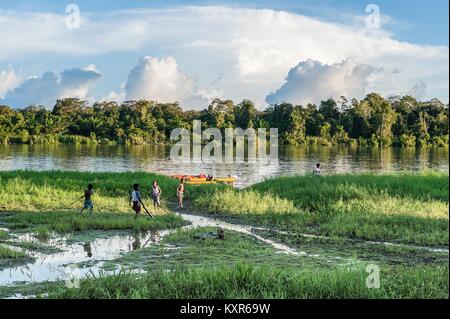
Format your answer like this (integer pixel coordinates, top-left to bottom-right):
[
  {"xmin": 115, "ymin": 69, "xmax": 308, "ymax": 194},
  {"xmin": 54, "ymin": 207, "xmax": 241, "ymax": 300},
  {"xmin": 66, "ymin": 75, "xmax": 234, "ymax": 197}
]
[{"xmin": 0, "ymin": 0, "xmax": 448, "ymax": 108}]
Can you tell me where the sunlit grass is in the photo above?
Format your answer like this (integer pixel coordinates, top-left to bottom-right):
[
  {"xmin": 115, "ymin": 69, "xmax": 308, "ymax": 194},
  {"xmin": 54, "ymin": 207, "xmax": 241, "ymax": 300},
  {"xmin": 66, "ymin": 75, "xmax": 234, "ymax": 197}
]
[
  {"xmin": 0, "ymin": 170, "xmax": 219, "ymax": 213},
  {"xmin": 193, "ymin": 172, "xmax": 449, "ymax": 245},
  {"xmin": 0, "ymin": 230, "xmax": 8, "ymax": 240},
  {"xmin": 48, "ymin": 263, "xmax": 449, "ymax": 299},
  {"xmin": 0, "ymin": 245, "xmax": 26, "ymax": 259},
  {"xmin": 193, "ymin": 189, "xmax": 297, "ymax": 215},
  {"xmin": 0, "ymin": 211, "xmax": 188, "ymax": 235}
]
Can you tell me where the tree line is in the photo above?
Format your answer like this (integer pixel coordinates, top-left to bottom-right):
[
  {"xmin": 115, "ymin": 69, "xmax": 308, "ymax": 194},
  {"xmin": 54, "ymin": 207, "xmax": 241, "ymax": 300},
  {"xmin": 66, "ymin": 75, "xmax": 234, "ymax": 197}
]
[{"xmin": 0, "ymin": 93, "xmax": 448, "ymax": 147}]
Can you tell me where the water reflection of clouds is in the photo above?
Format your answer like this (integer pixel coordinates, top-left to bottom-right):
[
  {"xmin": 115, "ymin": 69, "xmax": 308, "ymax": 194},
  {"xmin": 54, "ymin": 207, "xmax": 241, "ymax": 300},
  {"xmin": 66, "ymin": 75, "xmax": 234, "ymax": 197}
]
[{"xmin": 0, "ymin": 145, "xmax": 448, "ymax": 187}]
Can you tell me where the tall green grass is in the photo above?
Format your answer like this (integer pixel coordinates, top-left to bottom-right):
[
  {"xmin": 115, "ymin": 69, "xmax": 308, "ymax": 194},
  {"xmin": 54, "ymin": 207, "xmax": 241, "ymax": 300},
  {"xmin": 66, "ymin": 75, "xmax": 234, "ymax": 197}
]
[
  {"xmin": 194, "ymin": 189, "xmax": 297, "ymax": 214},
  {"xmin": 0, "ymin": 245, "xmax": 26, "ymax": 259},
  {"xmin": 0, "ymin": 230, "xmax": 8, "ymax": 240},
  {"xmin": 49, "ymin": 263, "xmax": 449, "ymax": 299},
  {"xmin": 0, "ymin": 211, "xmax": 187, "ymax": 235},
  {"xmin": 193, "ymin": 172, "xmax": 449, "ymax": 246},
  {"xmin": 0, "ymin": 171, "xmax": 209, "ymax": 234},
  {"xmin": 251, "ymin": 172, "xmax": 449, "ymax": 208},
  {"xmin": 0, "ymin": 170, "xmax": 219, "ymax": 213}
]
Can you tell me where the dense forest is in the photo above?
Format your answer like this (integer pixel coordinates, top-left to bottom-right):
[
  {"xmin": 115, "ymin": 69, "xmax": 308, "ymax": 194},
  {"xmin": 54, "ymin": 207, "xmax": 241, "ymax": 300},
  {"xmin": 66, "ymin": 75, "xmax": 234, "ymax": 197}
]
[{"xmin": 0, "ymin": 93, "xmax": 448, "ymax": 147}]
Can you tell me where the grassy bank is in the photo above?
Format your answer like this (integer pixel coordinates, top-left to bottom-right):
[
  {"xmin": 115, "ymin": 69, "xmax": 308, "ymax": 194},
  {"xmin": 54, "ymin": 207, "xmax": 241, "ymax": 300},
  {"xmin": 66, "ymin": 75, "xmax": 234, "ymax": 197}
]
[
  {"xmin": 0, "ymin": 170, "xmax": 448, "ymax": 299},
  {"xmin": 0, "ymin": 211, "xmax": 187, "ymax": 237},
  {"xmin": 0, "ymin": 170, "xmax": 211, "ymax": 234},
  {"xmin": 2, "ymin": 227, "xmax": 448, "ymax": 299},
  {"xmin": 193, "ymin": 172, "xmax": 449, "ymax": 246},
  {"xmin": 48, "ymin": 263, "xmax": 448, "ymax": 299},
  {"xmin": 0, "ymin": 170, "xmax": 219, "ymax": 213},
  {"xmin": 1, "ymin": 171, "xmax": 447, "ymax": 245}
]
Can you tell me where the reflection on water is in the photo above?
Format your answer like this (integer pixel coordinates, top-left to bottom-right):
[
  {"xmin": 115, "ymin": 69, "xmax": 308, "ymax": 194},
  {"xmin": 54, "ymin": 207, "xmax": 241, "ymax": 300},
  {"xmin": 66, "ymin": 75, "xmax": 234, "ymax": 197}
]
[
  {"xmin": 0, "ymin": 212, "xmax": 328, "ymax": 287},
  {"xmin": 0, "ymin": 229, "xmax": 169, "ymax": 286},
  {"xmin": 0, "ymin": 144, "xmax": 448, "ymax": 187},
  {"xmin": 0, "ymin": 212, "xmax": 447, "ymax": 288}
]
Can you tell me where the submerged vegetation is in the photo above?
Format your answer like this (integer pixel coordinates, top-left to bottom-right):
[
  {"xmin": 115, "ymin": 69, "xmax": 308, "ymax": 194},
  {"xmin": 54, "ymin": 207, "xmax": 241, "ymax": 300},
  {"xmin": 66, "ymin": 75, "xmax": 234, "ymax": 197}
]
[
  {"xmin": 0, "ymin": 243, "xmax": 29, "ymax": 270},
  {"xmin": 0, "ymin": 212, "xmax": 187, "ymax": 236},
  {"xmin": 44, "ymin": 227, "xmax": 449, "ymax": 299},
  {"xmin": 0, "ymin": 94, "xmax": 448, "ymax": 147},
  {"xmin": 0, "ymin": 245, "xmax": 26, "ymax": 259},
  {"xmin": 0, "ymin": 230, "xmax": 8, "ymax": 240}
]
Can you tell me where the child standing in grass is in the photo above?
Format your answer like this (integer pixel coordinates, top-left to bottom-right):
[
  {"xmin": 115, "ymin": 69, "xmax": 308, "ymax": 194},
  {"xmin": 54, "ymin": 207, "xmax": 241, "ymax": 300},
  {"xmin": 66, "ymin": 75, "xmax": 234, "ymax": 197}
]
[
  {"xmin": 313, "ymin": 163, "xmax": 322, "ymax": 176},
  {"xmin": 151, "ymin": 181, "xmax": 162, "ymax": 213},
  {"xmin": 80, "ymin": 184, "xmax": 94, "ymax": 215},
  {"xmin": 177, "ymin": 178, "xmax": 185, "ymax": 209},
  {"xmin": 130, "ymin": 183, "xmax": 144, "ymax": 218}
]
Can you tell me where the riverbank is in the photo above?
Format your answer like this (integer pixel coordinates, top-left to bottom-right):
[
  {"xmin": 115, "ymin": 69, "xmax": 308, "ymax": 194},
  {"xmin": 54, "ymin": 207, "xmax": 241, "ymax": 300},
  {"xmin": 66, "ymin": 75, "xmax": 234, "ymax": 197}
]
[
  {"xmin": 0, "ymin": 170, "xmax": 218, "ymax": 213},
  {"xmin": 2, "ymin": 133, "xmax": 449, "ymax": 148},
  {"xmin": 0, "ymin": 171, "xmax": 448, "ymax": 299},
  {"xmin": 193, "ymin": 172, "xmax": 449, "ymax": 246}
]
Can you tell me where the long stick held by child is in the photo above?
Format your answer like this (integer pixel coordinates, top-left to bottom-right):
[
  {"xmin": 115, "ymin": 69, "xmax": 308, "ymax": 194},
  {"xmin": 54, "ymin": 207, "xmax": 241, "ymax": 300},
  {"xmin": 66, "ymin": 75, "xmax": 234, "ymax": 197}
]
[{"xmin": 130, "ymin": 183, "xmax": 154, "ymax": 219}]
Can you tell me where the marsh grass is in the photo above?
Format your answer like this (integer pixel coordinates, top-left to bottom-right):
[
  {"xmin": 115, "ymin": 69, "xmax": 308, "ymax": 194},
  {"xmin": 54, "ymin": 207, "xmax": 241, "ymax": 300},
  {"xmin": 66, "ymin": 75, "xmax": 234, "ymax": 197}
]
[
  {"xmin": 253, "ymin": 230, "xmax": 449, "ymax": 266},
  {"xmin": 0, "ymin": 281, "xmax": 63, "ymax": 299},
  {"xmin": 0, "ymin": 231, "xmax": 30, "ymax": 267},
  {"xmin": 0, "ymin": 171, "xmax": 447, "ymax": 299},
  {"xmin": 194, "ymin": 189, "xmax": 297, "ymax": 214},
  {"xmin": 0, "ymin": 211, "xmax": 188, "ymax": 235},
  {"xmin": 0, "ymin": 244, "xmax": 26, "ymax": 259},
  {"xmin": 0, "ymin": 170, "xmax": 220, "ymax": 213},
  {"xmin": 4, "ymin": 241, "xmax": 63, "ymax": 255},
  {"xmin": 193, "ymin": 172, "xmax": 449, "ymax": 246},
  {"xmin": 101, "ymin": 227, "xmax": 329, "ymax": 271},
  {"xmin": 48, "ymin": 263, "xmax": 449, "ymax": 299},
  {"xmin": 251, "ymin": 172, "xmax": 448, "ymax": 207},
  {"xmin": 0, "ymin": 229, "xmax": 8, "ymax": 240}
]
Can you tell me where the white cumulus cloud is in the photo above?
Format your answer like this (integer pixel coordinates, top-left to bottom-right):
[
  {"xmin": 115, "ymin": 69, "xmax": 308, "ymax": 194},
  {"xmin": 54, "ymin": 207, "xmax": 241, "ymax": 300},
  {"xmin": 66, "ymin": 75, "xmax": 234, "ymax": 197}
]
[
  {"xmin": 1, "ymin": 67, "xmax": 101, "ymax": 108},
  {"xmin": 0, "ymin": 66, "xmax": 20, "ymax": 99},
  {"xmin": 0, "ymin": 6, "xmax": 448, "ymax": 106},
  {"xmin": 266, "ymin": 59, "xmax": 380, "ymax": 105},
  {"xmin": 124, "ymin": 56, "xmax": 211, "ymax": 109}
]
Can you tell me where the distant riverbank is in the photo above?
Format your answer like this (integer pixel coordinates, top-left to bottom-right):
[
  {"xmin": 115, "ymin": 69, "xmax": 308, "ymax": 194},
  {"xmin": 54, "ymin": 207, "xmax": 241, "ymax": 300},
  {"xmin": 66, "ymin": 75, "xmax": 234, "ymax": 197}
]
[{"xmin": 2, "ymin": 133, "xmax": 449, "ymax": 148}]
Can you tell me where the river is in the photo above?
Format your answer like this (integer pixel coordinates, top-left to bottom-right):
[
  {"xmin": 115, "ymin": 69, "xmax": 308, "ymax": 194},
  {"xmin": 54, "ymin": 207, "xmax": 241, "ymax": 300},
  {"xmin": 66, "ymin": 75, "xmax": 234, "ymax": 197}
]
[{"xmin": 0, "ymin": 144, "xmax": 448, "ymax": 187}]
